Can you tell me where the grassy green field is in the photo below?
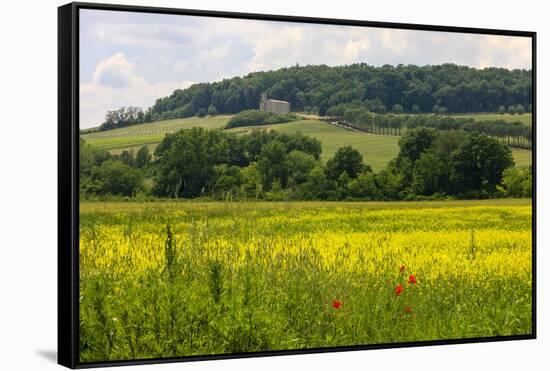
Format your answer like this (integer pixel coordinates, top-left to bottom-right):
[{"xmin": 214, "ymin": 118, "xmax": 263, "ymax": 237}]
[
  {"xmin": 81, "ymin": 115, "xmax": 231, "ymax": 150},
  {"xmin": 229, "ymin": 120, "xmax": 400, "ymax": 171},
  {"xmin": 79, "ymin": 199, "xmax": 532, "ymax": 362},
  {"xmin": 448, "ymin": 113, "xmax": 532, "ymax": 126},
  {"xmin": 81, "ymin": 115, "xmax": 532, "ymax": 170},
  {"xmin": 512, "ymin": 150, "xmax": 533, "ymax": 168},
  {"xmin": 230, "ymin": 120, "xmax": 531, "ymax": 169}
]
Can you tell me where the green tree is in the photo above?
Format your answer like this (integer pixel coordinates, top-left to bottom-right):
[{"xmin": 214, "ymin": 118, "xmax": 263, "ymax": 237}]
[
  {"xmin": 427, "ymin": 131, "xmax": 466, "ymax": 193},
  {"xmin": 80, "ymin": 138, "xmax": 111, "ymax": 176},
  {"xmin": 336, "ymin": 171, "xmax": 351, "ymax": 199},
  {"xmin": 298, "ymin": 165, "xmax": 329, "ymax": 200},
  {"xmin": 153, "ymin": 128, "xmax": 229, "ymax": 198},
  {"xmin": 80, "ymin": 139, "xmax": 96, "ymax": 176},
  {"xmin": 397, "ymin": 127, "xmax": 439, "ymax": 163},
  {"xmin": 348, "ymin": 171, "xmax": 378, "ymax": 199},
  {"xmin": 412, "ymin": 104, "xmax": 420, "ymax": 114},
  {"xmin": 91, "ymin": 159, "xmax": 143, "ymax": 196},
  {"xmin": 279, "ymin": 131, "xmax": 322, "ymax": 160},
  {"xmin": 135, "ymin": 146, "xmax": 151, "ymax": 168},
  {"xmin": 498, "ymin": 105, "xmax": 506, "ymax": 114},
  {"xmin": 411, "ymin": 152, "xmax": 446, "ymax": 195},
  {"xmin": 501, "ymin": 167, "xmax": 532, "ymax": 197},
  {"xmin": 430, "ymin": 130, "xmax": 466, "ymax": 159},
  {"xmin": 516, "ymin": 104, "xmax": 525, "ymax": 115},
  {"xmin": 375, "ymin": 168, "xmax": 404, "ymax": 200},
  {"xmin": 102, "ymin": 63, "xmax": 530, "ymax": 125},
  {"xmin": 257, "ymin": 141, "xmax": 288, "ymax": 189},
  {"xmin": 325, "ymin": 146, "xmax": 366, "ymax": 180},
  {"xmin": 265, "ymin": 179, "xmax": 289, "ymax": 201},
  {"xmin": 392, "ymin": 104, "xmax": 404, "ymax": 114},
  {"xmin": 119, "ymin": 149, "xmax": 135, "ymax": 167},
  {"xmin": 207, "ymin": 104, "xmax": 218, "ymax": 116},
  {"xmin": 507, "ymin": 105, "xmax": 517, "ymax": 114},
  {"xmin": 225, "ymin": 109, "xmax": 298, "ymax": 129},
  {"xmin": 239, "ymin": 163, "xmax": 263, "ymax": 199},
  {"xmin": 285, "ymin": 150, "xmax": 317, "ymax": 188},
  {"xmin": 197, "ymin": 107, "xmax": 207, "ymax": 117},
  {"xmin": 318, "ymin": 101, "xmax": 329, "ymax": 117},
  {"xmin": 213, "ymin": 164, "xmax": 242, "ymax": 195},
  {"xmin": 450, "ymin": 133, "xmax": 514, "ymax": 194}
]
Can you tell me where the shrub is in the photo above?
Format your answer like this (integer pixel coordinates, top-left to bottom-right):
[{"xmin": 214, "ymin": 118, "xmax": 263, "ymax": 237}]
[
  {"xmin": 516, "ymin": 104, "xmax": 525, "ymax": 115},
  {"xmin": 392, "ymin": 104, "xmax": 404, "ymax": 114},
  {"xmin": 502, "ymin": 167, "xmax": 532, "ymax": 197},
  {"xmin": 225, "ymin": 109, "xmax": 299, "ymax": 129},
  {"xmin": 197, "ymin": 108, "xmax": 207, "ymax": 117},
  {"xmin": 207, "ymin": 105, "xmax": 218, "ymax": 116},
  {"xmin": 90, "ymin": 159, "xmax": 143, "ymax": 196}
]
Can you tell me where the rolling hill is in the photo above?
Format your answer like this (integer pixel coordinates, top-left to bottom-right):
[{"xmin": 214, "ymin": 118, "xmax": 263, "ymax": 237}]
[
  {"xmin": 228, "ymin": 120, "xmax": 400, "ymax": 171},
  {"xmin": 81, "ymin": 115, "xmax": 532, "ymax": 171},
  {"xmin": 81, "ymin": 115, "xmax": 231, "ymax": 150}
]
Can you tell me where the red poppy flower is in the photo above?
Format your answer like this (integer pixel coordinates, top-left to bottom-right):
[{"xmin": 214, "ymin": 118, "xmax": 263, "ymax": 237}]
[
  {"xmin": 399, "ymin": 264, "xmax": 406, "ymax": 272},
  {"xmin": 404, "ymin": 306, "xmax": 413, "ymax": 314},
  {"xmin": 408, "ymin": 275, "xmax": 417, "ymax": 284},
  {"xmin": 395, "ymin": 284, "xmax": 404, "ymax": 296},
  {"xmin": 332, "ymin": 299, "xmax": 342, "ymax": 309}
]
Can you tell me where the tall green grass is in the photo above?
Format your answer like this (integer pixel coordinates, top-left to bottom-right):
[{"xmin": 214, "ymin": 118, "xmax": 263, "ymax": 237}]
[{"xmin": 79, "ymin": 200, "xmax": 532, "ymax": 362}]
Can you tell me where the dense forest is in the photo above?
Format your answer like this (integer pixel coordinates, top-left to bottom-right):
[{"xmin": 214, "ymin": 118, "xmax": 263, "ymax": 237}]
[
  {"xmin": 80, "ymin": 127, "xmax": 531, "ymax": 201},
  {"xmin": 97, "ymin": 63, "xmax": 532, "ymax": 130}
]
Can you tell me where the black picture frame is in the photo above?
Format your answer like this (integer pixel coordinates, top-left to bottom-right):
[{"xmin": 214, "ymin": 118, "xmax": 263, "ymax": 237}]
[{"xmin": 58, "ymin": 2, "xmax": 537, "ymax": 368}]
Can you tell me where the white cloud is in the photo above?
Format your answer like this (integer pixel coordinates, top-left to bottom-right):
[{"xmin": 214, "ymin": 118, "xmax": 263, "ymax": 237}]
[
  {"xmin": 90, "ymin": 52, "xmax": 136, "ymax": 87},
  {"xmin": 245, "ymin": 26, "xmax": 306, "ymax": 71},
  {"xmin": 79, "ymin": 11, "xmax": 532, "ymax": 129},
  {"xmin": 474, "ymin": 35, "xmax": 531, "ymax": 69},
  {"xmin": 240, "ymin": 23, "xmax": 375, "ymax": 72},
  {"xmin": 322, "ymin": 31, "xmax": 372, "ymax": 65},
  {"xmin": 173, "ymin": 44, "xmax": 233, "ymax": 80},
  {"xmin": 378, "ymin": 29, "xmax": 409, "ymax": 56},
  {"xmin": 80, "ymin": 53, "xmax": 194, "ymax": 128},
  {"xmin": 95, "ymin": 23, "xmax": 180, "ymax": 49}
]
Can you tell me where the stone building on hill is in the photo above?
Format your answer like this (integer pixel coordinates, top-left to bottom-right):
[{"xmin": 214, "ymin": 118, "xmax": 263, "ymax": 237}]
[{"xmin": 259, "ymin": 93, "xmax": 290, "ymax": 114}]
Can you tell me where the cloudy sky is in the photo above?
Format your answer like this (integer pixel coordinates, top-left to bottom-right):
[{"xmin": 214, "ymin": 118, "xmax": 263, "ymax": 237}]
[{"xmin": 79, "ymin": 9, "xmax": 532, "ymax": 128}]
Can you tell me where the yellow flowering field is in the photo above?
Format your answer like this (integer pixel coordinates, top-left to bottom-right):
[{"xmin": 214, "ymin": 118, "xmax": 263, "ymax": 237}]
[{"xmin": 79, "ymin": 199, "xmax": 532, "ymax": 362}]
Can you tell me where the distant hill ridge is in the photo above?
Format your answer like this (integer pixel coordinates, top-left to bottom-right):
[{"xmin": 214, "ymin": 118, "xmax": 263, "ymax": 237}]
[{"xmin": 100, "ymin": 63, "xmax": 532, "ymax": 130}]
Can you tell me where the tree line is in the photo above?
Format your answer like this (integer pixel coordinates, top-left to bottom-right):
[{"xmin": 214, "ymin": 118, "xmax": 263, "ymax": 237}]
[
  {"xmin": 80, "ymin": 126, "xmax": 531, "ymax": 201},
  {"xmin": 326, "ymin": 102, "xmax": 532, "ymax": 149},
  {"xmin": 93, "ymin": 63, "xmax": 532, "ymax": 130}
]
